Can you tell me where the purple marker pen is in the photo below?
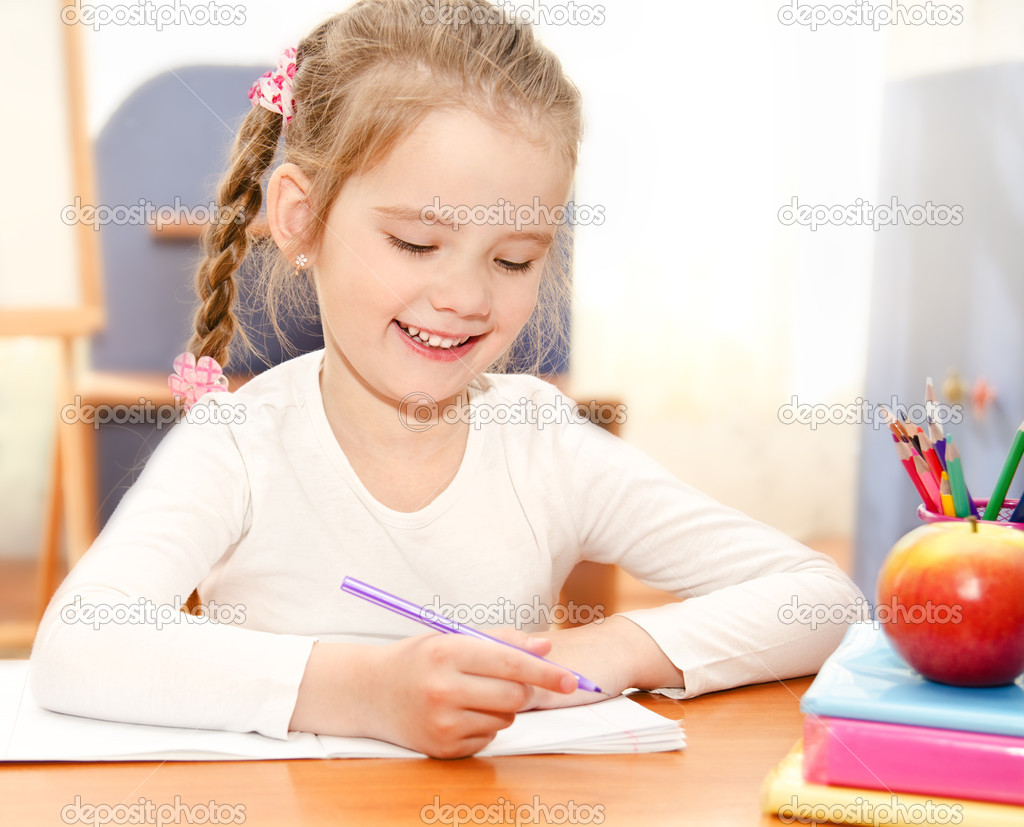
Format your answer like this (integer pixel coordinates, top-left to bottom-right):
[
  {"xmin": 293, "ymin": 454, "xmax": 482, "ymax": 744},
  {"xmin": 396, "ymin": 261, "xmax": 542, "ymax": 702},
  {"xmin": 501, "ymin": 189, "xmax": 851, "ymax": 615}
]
[{"xmin": 340, "ymin": 576, "xmax": 603, "ymax": 693}]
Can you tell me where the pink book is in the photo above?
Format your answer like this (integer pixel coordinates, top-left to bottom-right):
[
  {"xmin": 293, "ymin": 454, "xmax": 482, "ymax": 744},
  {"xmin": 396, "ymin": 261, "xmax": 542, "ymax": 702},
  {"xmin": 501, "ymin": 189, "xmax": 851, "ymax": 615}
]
[{"xmin": 803, "ymin": 714, "xmax": 1024, "ymax": 806}]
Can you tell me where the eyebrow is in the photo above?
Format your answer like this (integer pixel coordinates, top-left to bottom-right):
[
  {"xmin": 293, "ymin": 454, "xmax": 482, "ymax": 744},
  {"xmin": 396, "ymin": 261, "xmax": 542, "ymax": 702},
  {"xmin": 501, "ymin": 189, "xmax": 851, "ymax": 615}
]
[
  {"xmin": 373, "ymin": 205, "xmax": 432, "ymax": 222},
  {"xmin": 373, "ymin": 205, "xmax": 557, "ymax": 248}
]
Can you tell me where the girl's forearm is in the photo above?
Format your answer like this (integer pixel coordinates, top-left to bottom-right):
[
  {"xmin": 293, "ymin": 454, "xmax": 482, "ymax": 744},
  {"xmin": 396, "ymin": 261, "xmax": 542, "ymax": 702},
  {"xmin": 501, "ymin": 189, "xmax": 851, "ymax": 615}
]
[
  {"xmin": 288, "ymin": 641, "xmax": 377, "ymax": 736},
  {"xmin": 598, "ymin": 615, "xmax": 687, "ymax": 690}
]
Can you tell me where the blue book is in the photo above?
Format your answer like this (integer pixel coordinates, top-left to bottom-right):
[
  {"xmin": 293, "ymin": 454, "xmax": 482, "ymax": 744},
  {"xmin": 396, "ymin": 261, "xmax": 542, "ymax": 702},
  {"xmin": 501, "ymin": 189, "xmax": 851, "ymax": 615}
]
[{"xmin": 801, "ymin": 622, "xmax": 1024, "ymax": 736}]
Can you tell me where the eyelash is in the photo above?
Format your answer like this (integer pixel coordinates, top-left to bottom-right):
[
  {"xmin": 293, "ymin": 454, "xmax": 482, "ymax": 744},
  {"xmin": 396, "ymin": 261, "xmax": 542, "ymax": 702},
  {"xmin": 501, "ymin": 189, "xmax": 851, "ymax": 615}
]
[{"xmin": 386, "ymin": 235, "xmax": 534, "ymax": 274}]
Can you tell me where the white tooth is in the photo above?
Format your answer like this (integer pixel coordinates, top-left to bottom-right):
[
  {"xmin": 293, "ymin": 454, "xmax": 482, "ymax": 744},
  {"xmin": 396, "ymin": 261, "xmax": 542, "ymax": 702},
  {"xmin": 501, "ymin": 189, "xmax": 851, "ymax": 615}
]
[
  {"xmin": 417, "ymin": 332, "xmax": 431, "ymax": 343},
  {"xmin": 407, "ymin": 326, "xmax": 419, "ymax": 336},
  {"xmin": 440, "ymin": 338, "xmax": 454, "ymax": 348},
  {"xmin": 428, "ymin": 335, "xmax": 441, "ymax": 347}
]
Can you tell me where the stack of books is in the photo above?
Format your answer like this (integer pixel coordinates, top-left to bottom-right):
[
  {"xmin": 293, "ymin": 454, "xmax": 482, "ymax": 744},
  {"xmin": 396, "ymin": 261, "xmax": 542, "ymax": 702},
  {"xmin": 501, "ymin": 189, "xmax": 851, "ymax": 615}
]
[{"xmin": 761, "ymin": 622, "xmax": 1024, "ymax": 825}]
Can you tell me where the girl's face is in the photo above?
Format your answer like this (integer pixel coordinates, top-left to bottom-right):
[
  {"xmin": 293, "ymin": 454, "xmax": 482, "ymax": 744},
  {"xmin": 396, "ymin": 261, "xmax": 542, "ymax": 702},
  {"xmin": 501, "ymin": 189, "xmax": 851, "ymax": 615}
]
[{"xmin": 313, "ymin": 107, "xmax": 573, "ymax": 409}]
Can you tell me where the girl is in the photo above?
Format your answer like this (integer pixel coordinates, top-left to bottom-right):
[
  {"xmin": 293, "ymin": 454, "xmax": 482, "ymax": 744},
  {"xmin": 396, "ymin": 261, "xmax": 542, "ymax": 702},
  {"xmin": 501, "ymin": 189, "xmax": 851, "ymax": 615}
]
[{"xmin": 31, "ymin": 0, "xmax": 862, "ymax": 759}]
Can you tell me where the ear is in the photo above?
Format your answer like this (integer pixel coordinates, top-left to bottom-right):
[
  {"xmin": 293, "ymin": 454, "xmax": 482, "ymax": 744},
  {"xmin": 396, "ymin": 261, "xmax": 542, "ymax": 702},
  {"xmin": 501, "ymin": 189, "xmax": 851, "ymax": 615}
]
[{"xmin": 267, "ymin": 163, "xmax": 316, "ymax": 265}]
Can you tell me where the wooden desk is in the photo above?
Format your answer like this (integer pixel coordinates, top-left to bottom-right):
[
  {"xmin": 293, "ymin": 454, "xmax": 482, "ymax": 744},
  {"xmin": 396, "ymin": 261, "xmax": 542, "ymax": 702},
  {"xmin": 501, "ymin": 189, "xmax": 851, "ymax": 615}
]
[{"xmin": 0, "ymin": 676, "xmax": 809, "ymax": 826}]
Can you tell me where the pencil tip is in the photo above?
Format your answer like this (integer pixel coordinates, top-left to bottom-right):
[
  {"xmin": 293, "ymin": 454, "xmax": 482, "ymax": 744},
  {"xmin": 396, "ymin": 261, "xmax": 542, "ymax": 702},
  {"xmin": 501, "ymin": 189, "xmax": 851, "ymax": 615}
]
[{"xmin": 946, "ymin": 438, "xmax": 960, "ymax": 460}]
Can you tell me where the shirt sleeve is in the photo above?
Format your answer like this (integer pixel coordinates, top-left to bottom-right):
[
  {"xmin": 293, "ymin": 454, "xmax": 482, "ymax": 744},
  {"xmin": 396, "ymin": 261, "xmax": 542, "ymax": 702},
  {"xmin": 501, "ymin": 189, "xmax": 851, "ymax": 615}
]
[
  {"xmin": 549, "ymin": 402, "xmax": 865, "ymax": 699},
  {"xmin": 28, "ymin": 397, "xmax": 316, "ymax": 740}
]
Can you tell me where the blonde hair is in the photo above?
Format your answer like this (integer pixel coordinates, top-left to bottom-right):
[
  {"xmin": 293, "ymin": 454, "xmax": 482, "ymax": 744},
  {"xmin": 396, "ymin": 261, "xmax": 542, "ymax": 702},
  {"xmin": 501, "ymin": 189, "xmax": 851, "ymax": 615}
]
[{"xmin": 189, "ymin": 0, "xmax": 583, "ymax": 376}]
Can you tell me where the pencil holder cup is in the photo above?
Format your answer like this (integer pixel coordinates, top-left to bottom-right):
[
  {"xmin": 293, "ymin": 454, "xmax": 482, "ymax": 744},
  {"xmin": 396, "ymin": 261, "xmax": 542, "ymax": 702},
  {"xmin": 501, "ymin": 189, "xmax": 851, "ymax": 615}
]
[{"xmin": 917, "ymin": 499, "xmax": 1024, "ymax": 529}]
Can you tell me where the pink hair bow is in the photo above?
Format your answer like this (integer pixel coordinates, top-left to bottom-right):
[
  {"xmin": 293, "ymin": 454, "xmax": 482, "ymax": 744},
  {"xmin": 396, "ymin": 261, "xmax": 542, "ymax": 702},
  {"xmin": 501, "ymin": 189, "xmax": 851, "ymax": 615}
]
[
  {"xmin": 168, "ymin": 352, "xmax": 228, "ymax": 411},
  {"xmin": 248, "ymin": 47, "xmax": 297, "ymax": 123}
]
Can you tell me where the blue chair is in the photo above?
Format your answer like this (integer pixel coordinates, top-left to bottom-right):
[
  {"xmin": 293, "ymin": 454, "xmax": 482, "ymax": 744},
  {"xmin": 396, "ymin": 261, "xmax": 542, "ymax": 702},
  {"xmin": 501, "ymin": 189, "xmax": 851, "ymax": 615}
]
[{"xmin": 85, "ymin": 65, "xmax": 325, "ymax": 531}]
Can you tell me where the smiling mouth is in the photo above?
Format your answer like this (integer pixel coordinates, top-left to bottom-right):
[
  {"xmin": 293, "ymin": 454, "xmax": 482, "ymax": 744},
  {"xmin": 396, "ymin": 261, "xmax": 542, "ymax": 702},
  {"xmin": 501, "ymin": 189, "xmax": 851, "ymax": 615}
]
[{"xmin": 396, "ymin": 321, "xmax": 476, "ymax": 350}]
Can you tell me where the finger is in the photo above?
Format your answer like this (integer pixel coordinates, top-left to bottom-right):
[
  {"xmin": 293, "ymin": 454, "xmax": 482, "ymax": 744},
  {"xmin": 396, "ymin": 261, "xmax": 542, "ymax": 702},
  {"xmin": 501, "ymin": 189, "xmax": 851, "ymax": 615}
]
[
  {"xmin": 522, "ymin": 636, "xmax": 553, "ymax": 656},
  {"xmin": 486, "ymin": 627, "xmax": 553, "ymax": 656},
  {"xmin": 418, "ymin": 719, "xmax": 505, "ymax": 760},
  {"xmin": 457, "ymin": 637, "xmax": 578, "ymax": 695}
]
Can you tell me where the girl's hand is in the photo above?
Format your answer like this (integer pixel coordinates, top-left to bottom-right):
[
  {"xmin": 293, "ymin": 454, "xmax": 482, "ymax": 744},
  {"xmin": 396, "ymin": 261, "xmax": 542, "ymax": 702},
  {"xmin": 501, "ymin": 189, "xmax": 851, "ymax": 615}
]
[
  {"xmin": 356, "ymin": 629, "xmax": 579, "ymax": 758},
  {"xmin": 517, "ymin": 615, "xmax": 686, "ymax": 710}
]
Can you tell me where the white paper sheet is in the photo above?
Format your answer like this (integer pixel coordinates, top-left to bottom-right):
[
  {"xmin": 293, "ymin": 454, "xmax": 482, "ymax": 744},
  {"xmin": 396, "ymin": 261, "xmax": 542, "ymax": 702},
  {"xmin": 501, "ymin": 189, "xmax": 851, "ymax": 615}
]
[{"xmin": 1, "ymin": 661, "xmax": 684, "ymax": 761}]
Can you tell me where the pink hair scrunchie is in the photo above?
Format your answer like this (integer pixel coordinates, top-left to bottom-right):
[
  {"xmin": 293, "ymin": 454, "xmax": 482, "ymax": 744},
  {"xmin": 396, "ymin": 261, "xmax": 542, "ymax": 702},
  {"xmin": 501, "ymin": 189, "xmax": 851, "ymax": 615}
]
[
  {"xmin": 248, "ymin": 47, "xmax": 298, "ymax": 123},
  {"xmin": 169, "ymin": 352, "xmax": 228, "ymax": 411}
]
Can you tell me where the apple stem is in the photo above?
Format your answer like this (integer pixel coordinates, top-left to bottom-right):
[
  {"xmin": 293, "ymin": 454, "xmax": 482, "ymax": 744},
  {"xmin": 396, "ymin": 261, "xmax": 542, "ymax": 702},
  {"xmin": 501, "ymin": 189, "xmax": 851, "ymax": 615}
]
[{"xmin": 968, "ymin": 515, "xmax": 978, "ymax": 533}]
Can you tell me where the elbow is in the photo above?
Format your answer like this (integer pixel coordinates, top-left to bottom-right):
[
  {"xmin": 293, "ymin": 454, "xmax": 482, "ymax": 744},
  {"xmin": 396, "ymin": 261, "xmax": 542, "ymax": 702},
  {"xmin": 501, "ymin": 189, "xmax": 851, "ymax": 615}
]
[
  {"xmin": 28, "ymin": 625, "xmax": 64, "ymax": 713},
  {"xmin": 28, "ymin": 602, "xmax": 84, "ymax": 714}
]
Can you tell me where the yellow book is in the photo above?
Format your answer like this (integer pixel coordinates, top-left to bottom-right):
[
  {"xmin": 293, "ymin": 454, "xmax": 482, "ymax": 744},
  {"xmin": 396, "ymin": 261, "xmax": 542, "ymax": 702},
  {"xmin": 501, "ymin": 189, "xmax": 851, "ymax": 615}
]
[{"xmin": 760, "ymin": 740, "xmax": 1024, "ymax": 826}]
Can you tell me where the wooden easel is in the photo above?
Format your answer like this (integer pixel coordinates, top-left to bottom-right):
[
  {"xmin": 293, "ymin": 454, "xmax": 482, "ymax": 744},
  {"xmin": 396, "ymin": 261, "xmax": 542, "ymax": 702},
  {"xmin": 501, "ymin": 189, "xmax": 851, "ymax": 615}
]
[{"xmin": 0, "ymin": 3, "xmax": 105, "ymax": 649}]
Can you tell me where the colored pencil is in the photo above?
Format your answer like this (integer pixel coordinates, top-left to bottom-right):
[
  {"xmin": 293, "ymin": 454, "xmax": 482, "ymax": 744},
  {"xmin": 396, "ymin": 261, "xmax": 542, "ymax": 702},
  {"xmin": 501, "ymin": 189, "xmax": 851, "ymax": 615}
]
[
  {"xmin": 903, "ymin": 416, "xmax": 921, "ymax": 453},
  {"xmin": 923, "ymin": 380, "xmax": 947, "ymax": 465},
  {"xmin": 964, "ymin": 482, "xmax": 981, "ymax": 518},
  {"xmin": 939, "ymin": 472, "xmax": 955, "ymax": 517},
  {"xmin": 929, "ymin": 419, "xmax": 947, "ymax": 469},
  {"xmin": 1009, "ymin": 491, "xmax": 1024, "ymax": 523},
  {"xmin": 916, "ymin": 430, "xmax": 943, "ymax": 485},
  {"xmin": 892, "ymin": 408, "xmax": 912, "ymax": 441},
  {"xmin": 913, "ymin": 454, "xmax": 941, "ymax": 512},
  {"xmin": 945, "ymin": 437, "xmax": 971, "ymax": 518},
  {"xmin": 982, "ymin": 419, "xmax": 1024, "ymax": 520},
  {"xmin": 924, "ymin": 376, "xmax": 938, "ymax": 428},
  {"xmin": 880, "ymin": 406, "xmax": 907, "ymax": 442},
  {"xmin": 896, "ymin": 441, "xmax": 938, "ymax": 512}
]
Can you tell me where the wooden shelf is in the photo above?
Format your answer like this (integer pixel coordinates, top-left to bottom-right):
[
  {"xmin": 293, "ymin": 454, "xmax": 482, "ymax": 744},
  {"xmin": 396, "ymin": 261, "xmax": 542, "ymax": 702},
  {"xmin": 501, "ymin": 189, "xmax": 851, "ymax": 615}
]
[
  {"xmin": 149, "ymin": 218, "xmax": 270, "ymax": 241},
  {"xmin": 0, "ymin": 307, "xmax": 104, "ymax": 337}
]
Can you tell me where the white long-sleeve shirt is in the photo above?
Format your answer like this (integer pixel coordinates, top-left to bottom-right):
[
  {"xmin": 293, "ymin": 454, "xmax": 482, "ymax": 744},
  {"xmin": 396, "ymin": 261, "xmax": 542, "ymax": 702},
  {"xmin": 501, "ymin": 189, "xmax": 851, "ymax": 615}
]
[{"xmin": 29, "ymin": 350, "xmax": 862, "ymax": 739}]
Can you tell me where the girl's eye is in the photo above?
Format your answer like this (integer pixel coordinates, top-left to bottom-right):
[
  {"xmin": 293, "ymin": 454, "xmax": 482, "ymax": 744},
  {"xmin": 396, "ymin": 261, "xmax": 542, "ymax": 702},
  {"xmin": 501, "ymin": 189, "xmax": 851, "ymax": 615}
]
[
  {"xmin": 496, "ymin": 259, "xmax": 534, "ymax": 273},
  {"xmin": 387, "ymin": 235, "xmax": 435, "ymax": 255},
  {"xmin": 388, "ymin": 235, "xmax": 533, "ymax": 274}
]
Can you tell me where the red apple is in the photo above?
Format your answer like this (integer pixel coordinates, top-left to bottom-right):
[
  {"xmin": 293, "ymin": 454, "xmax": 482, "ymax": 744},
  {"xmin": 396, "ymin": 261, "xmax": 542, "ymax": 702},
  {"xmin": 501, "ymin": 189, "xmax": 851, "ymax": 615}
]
[{"xmin": 876, "ymin": 519, "xmax": 1024, "ymax": 686}]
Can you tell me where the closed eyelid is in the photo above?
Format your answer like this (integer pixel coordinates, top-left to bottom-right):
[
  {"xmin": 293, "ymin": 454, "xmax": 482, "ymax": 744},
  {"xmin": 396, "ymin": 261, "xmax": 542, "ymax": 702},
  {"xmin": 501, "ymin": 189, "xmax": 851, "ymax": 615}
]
[
  {"xmin": 386, "ymin": 235, "xmax": 436, "ymax": 254},
  {"xmin": 385, "ymin": 234, "xmax": 536, "ymax": 273}
]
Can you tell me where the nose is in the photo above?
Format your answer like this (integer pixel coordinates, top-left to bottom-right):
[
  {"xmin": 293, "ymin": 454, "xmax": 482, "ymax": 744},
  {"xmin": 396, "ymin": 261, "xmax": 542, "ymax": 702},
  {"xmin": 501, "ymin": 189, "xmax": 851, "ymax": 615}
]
[{"xmin": 429, "ymin": 256, "xmax": 492, "ymax": 319}]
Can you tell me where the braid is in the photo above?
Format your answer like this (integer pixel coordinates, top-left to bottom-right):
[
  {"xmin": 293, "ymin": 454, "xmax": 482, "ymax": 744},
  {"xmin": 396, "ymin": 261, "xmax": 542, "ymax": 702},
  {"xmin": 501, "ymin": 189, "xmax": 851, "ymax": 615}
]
[
  {"xmin": 181, "ymin": 106, "xmax": 283, "ymax": 616},
  {"xmin": 189, "ymin": 105, "xmax": 283, "ymax": 368}
]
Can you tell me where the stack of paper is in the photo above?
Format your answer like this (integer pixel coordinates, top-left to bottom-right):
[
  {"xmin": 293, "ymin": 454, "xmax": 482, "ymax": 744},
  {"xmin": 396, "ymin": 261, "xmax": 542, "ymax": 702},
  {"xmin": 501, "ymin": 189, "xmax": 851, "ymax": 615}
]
[
  {"xmin": 0, "ymin": 661, "xmax": 684, "ymax": 760},
  {"xmin": 760, "ymin": 623, "xmax": 1024, "ymax": 825}
]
